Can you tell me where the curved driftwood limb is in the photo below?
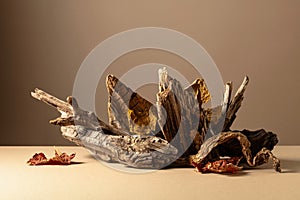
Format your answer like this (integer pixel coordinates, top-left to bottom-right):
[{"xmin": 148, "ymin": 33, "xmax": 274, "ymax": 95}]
[
  {"xmin": 60, "ymin": 125, "xmax": 178, "ymax": 168},
  {"xmin": 191, "ymin": 130, "xmax": 281, "ymax": 172}
]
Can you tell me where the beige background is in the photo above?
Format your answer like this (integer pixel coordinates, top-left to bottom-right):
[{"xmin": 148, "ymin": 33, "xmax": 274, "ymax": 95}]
[{"xmin": 1, "ymin": 0, "xmax": 299, "ymax": 145}]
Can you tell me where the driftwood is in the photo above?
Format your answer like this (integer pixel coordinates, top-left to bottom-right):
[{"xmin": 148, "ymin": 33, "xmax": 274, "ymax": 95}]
[
  {"xmin": 31, "ymin": 67, "xmax": 281, "ymax": 173},
  {"xmin": 32, "ymin": 89, "xmax": 178, "ymax": 168}
]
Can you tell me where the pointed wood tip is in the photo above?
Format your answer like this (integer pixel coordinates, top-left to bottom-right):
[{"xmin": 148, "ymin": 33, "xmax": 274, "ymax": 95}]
[
  {"xmin": 243, "ymin": 76, "xmax": 249, "ymax": 85},
  {"xmin": 106, "ymin": 74, "xmax": 119, "ymax": 84},
  {"xmin": 31, "ymin": 88, "xmax": 42, "ymax": 100}
]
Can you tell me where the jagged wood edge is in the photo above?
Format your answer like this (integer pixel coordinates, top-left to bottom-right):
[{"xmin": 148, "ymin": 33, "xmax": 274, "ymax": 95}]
[
  {"xmin": 106, "ymin": 74, "xmax": 160, "ymax": 136},
  {"xmin": 156, "ymin": 68, "xmax": 209, "ymax": 156}
]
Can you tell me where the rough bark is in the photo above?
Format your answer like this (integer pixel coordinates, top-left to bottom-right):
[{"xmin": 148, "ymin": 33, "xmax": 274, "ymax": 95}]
[
  {"xmin": 31, "ymin": 88, "xmax": 178, "ymax": 169},
  {"xmin": 61, "ymin": 125, "xmax": 178, "ymax": 168}
]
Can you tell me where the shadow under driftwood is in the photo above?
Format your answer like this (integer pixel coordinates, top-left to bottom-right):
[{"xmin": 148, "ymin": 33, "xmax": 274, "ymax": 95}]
[
  {"xmin": 70, "ymin": 161, "xmax": 86, "ymax": 165},
  {"xmin": 279, "ymin": 159, "xmax": 300, "ymax": 173}
]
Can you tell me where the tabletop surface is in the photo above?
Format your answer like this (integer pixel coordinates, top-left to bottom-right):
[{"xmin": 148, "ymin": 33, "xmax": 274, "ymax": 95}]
[{"xmin": 0, "ymin": 146, "xmax": 299, "ymax": 200}]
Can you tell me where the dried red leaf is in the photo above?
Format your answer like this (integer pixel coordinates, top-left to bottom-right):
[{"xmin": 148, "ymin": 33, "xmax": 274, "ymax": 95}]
[
  {"xmin": 27, "ymin": 149, "xmax": 75, "ymax": 165},
  {"xmin": 193, "ymin": 157, "xmax": 242, "ymax": 173}
]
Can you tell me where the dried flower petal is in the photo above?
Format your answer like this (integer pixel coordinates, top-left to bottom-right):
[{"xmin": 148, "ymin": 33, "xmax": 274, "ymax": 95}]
[
  {"xmin": 27, "ymin": 149, "xmax": 75, "ymax": 165},
  {"xmin": 193, "ymin": 157, "xmax": 242, "ymax": 173}
]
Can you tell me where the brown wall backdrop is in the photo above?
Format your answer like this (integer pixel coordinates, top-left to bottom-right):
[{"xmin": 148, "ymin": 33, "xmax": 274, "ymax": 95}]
[{"xmin": 1, "ymin": 0, "xmax": 299, "ymax": 145}]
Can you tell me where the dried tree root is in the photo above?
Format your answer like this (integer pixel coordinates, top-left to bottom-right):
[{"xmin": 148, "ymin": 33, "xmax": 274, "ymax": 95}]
[{"xmin": 31, "ymin": 67, "xmax": 281, "ymax": 173}]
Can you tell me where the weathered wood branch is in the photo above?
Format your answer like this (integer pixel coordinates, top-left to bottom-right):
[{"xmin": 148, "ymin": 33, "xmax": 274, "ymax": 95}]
[
  {"xmin": 32, "ymin": 88, "xmax": 130, "ymax": 136},
  {"xmin": 223, "ymin": 76, "xmax": 249, "ymax": 131},
  {"xmin": 31, "ymin": 88, "xmax": 73, "ymax": 116},
  {"xmin": 31, "ymin": 88, "xmax": 179, "ymax": 168},
  {"xmin": 61, "ymin": 125, "xmax": 178, "ymax": 168}
]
